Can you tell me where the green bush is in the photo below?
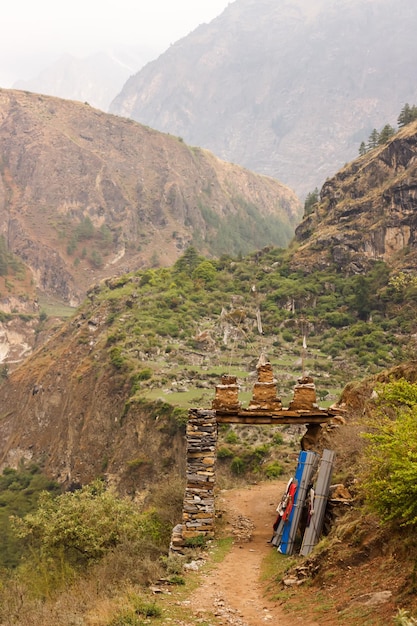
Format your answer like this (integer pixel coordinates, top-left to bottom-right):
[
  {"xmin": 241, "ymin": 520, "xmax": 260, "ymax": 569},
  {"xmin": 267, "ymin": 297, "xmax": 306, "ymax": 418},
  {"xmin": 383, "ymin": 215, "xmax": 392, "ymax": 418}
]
[
  {"xmin": 12, "ymin": 480, "xmax": 152, "ymax": 566},
  {"xmin": 225, "ymin": 431, "xmax": 239, "ymax": 445},
  {"xmin": 110, "ymin": 346, "xmax": 125, "ymax": 369},
  {"xmin": 362, "ymin": 379, "xmax": 417, "ymax": 526},
  {"xmin": 264, "ymin": 461, "xmax": 284, "ymax": 479},
  {"xmin": 0, "ymin": 465, "xmax": 60, "ymax": 569},
  {"xmin": 282, "ymin": 329, "xmax": 294, "ymax": 342},
  {"xmin": 107, "ymin": 611, "xmax": 142, "ymax": 626},
  {"xmin": 253, "ymin": 444, "xmax": 270, "ymax": 461},
  {"xmin": 231, "ymin": 456, "xmax": 245, "ymax": 475},
  {"xmin": 136, "ymin": 368, "xmax": 153, "ymax": 381},
  {"xmin": 217, "ymin": 446, "xmax": 234, "ymax": 459},
  {"xmin": 184, "ymin": 534, "xmax": 206, "ymax": 548},
  {"xmin": 271, "ymin": 432, "xmax": 284, "ymax": 445},
  {"xmin": 134, "ymin": 600, "xmax": 162, "ymax": 617}
]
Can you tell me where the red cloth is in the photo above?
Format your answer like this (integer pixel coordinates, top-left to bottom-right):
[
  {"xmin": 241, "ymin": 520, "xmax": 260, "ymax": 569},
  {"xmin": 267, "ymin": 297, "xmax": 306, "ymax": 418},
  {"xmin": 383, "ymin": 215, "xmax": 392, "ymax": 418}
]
[{"xmin": 282, "ymin": 482, "xmax": 297, "ymax": 521}]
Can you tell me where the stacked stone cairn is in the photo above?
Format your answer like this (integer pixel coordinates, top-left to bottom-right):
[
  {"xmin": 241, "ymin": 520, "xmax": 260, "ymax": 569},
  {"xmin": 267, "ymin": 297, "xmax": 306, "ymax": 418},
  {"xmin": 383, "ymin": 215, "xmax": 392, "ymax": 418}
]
[
  {"xmin": 248, "ymin": 355, "xmax": 282, "ymax": 411},
  {"xmin": 288, "ymin": 376, "xmax": 322, "ymax": 450},
  {"xmin": 288, "ymin": 375, "xmax": 319, "ymax": 410},
  {"xmin": 170, "ymin": 408, "xmax": 217, "ymax": 552},
  {"xmin": 211, "ymin": 374, "xmax": 241, "ymax": 412}
]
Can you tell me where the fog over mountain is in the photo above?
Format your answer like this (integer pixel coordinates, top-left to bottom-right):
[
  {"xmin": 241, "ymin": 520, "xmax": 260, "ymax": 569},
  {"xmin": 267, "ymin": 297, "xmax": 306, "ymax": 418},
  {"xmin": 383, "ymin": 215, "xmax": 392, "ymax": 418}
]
[
  {"xmin": 110, "ymin": 0, "xmax": 417, "ymax": 198},
  {"xmin": 13, "ymin": 46, "xmax": 156, "ymax": 112},
  {"xmin": 0, "ymin": 0, "xmax": 231, "ymax": 90}
]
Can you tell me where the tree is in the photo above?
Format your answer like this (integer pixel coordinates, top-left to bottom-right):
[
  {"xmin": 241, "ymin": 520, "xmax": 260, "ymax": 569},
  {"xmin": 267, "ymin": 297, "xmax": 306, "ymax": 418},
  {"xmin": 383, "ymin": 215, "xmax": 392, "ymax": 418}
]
[
  {"xmin": 76, "ymin": 216, "xmax": 94, "ymax": 241},
  {"xmin": 173, "ymin": 246, "xmax": 201, "ymax": 276},
  {"xmin": 12, "ymin": 480, "xmax": 147, "ymax": 566},
  {"xmin": 192, "ymin": 260, "xmax": 217, "ymax": 284},
  {"xmin": 358, "ymin": 141, "xmax": 367, "ymax": 156},
  {"xmin": 352, "ymin": 275, "xmax": 371, "ymax": 320},
  {"xmin": 397, "ymin": 103, "xmax": 417, "ymax": 128},
  {"xmin": 90, "ymin": 249, "xmax": 103, "ymax": 268},
  {"xmin": 0, "ymin": 465, "xmax": 59, "ymax": 568},
  {"xmin": 303, "ymin": 188, "xmax": 319, "ymax": 217},
  {"xmin": 378, "ymin": 124, "xmax": 395, "ymax": 145},
  {"xmin": 367, "ymin": 128, "xmax": 380, "ymax": 150}
]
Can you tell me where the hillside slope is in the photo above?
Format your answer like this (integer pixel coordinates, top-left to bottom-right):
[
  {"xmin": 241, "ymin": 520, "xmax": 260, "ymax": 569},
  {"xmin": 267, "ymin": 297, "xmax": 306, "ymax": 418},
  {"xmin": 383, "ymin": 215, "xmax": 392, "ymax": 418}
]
[
  {"xmin": 0, "ymin": 88, "xmax": 300, "ymax": 308},
  {"xmin": 110, "ymin": 0, "xmax": 417, "ymax": 198},
  {"xmin": 292, "ymin": 119, "xmax": 417, "ymax": 272},
  {"xmin": 0, "ymin": 293, "xmax": 187, "ymax": 494},
  {"xmin": 3, "ymin": 112, "xmax": 417, "ymax": 493}
]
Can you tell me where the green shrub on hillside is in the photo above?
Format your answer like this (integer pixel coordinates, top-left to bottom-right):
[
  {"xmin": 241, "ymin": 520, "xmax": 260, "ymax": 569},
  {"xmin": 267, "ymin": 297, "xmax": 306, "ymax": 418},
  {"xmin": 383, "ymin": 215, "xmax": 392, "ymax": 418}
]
[
  {"xmin": 0, "ymin": 464, "xmax": 60, "ymax": 569},
  {"xmin": 264, "ymin": 461, "xmax": 284, "ymax": 478},
  {"xmin": 12, "ymin": 480, "xmax": 147, "ymax": 565},
  {"xmin": 362, "ymin": 379, "xmax": 417, "ymax": 526}
]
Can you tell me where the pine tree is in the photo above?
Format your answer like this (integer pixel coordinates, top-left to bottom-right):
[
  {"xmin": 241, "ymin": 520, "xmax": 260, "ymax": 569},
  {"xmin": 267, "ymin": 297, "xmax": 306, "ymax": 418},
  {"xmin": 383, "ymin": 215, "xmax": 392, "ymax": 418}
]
[
  {"xmin": 397, "ymin": 103, "xmax": 417, "ymax": 127},
  {"xmin": 378, "ymin": 124, "xmax": 395, "ymax": 145},
  {"xmin": 358, "ymin": 141, "xmax": 367, "ymax": 156},
  {"xmin": 303, "ymin": 188, "xmax": 319, "ymax": 217},
  {"xmin": 367, "ymin": 128, "xmax": 380, "ymax": 150}
]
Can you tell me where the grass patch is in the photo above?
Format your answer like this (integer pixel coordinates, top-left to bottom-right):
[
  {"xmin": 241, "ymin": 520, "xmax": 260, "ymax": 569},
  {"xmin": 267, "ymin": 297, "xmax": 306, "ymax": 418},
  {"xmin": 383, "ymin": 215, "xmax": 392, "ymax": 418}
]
[
  {"xmin": 37, "ymin": 294, "xmax": 76, "ymax": 318},
  {"xmin": 210, "ymin": 536, "xmax": 234, "ymax": 564}
]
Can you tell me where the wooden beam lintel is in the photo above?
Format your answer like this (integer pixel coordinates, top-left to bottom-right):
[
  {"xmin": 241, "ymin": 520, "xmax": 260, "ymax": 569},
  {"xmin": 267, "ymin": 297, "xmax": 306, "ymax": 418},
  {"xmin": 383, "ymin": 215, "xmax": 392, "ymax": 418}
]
[
  {"xmin": 215, "ymin": 412, "xmax": 334, "ymax": 425},
  {"xmin": 217, "ymin": 415, "xmax": 331, "ymax": 426}
]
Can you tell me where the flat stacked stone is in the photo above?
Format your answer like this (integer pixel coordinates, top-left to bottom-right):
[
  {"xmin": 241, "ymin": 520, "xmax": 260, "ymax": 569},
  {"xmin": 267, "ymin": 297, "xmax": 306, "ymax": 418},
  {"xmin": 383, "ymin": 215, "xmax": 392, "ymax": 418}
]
[{"xmin": 170, "ymin": 409, "xmax": 218, "ymax": 552}]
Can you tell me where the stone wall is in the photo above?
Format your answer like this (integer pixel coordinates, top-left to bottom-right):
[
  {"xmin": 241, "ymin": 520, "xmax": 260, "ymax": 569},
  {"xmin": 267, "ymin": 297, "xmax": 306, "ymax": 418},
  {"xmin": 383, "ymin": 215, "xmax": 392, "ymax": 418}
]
[
  {"xmin": 171, "ymin": 362, "xmax": 339, "ymax": 552},
  {"xmin": 170, "ymin": 409, "xmax": 217, "ymax": 552}
]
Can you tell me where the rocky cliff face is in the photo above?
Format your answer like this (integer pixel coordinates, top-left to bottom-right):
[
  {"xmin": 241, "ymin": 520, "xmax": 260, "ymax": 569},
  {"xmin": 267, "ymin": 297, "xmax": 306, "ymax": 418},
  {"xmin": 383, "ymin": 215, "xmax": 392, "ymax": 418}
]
[
  {"xmin": 110, "ymin": 0, "xmax": 417, "ymax": 198},
  {"xmin": 292, "ymin": 120, "xmax": 417, "ymax": 273},
  {"xmin": 0, "ymin": 295, "xmax": 187, "ymax": 494},
  {"xmin": 0, "ymin": 88, "xmax": 300, "ymax": 309}
]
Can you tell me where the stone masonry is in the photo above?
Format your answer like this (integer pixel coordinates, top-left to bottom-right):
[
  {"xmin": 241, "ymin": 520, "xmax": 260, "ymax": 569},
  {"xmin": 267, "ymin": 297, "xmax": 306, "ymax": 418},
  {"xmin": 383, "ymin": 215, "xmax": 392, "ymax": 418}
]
[
  {"xmin": 288, "ymin": 375, "xmax": 318, "ymax": 411},
  {"xmin": 211, "ymin": 375, "xmax": 241, "ymax": 412},
  {"xmin": 170, "ymin": 409, "xmax": 217, "ymax": 552},
  {"xmin": 170, "ymin": 359, "xmax": 341, "ymax": 552},
  {"xmin": 248, "ymin": 359, "xmax": 282, "ymax": 411}
]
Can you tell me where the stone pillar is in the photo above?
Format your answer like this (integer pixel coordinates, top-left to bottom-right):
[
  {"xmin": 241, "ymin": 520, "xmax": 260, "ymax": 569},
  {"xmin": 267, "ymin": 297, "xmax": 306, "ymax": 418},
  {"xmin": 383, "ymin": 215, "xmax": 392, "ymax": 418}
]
[
  {"xmin": 288, "ymin": 375, "xmax": 318, "ymax": 411},
  {"xmin": 248, "ymin": 360, "xmax": 282, "ymax": 411},
  {"xmin": 212, "ymin": 375, "xmax": 241, "ymax": 412},
  {"xmin": 170, "ymin": 409, "xmax": 217, "ymax": 552}
]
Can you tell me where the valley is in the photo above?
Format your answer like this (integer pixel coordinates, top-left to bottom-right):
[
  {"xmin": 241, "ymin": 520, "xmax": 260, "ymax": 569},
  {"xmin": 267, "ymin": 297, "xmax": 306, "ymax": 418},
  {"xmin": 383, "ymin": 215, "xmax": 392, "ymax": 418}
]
[{"xmin": 2, "ymin": 37, "xmax": 417, "ymax": 623}]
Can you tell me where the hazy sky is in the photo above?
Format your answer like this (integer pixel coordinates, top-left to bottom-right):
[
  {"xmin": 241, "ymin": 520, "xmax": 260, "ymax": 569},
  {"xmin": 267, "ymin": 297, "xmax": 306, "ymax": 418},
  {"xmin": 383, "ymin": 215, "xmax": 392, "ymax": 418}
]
[{"xmin": 1, "ymin": 0, "xmax": 232, "ymax": 87}]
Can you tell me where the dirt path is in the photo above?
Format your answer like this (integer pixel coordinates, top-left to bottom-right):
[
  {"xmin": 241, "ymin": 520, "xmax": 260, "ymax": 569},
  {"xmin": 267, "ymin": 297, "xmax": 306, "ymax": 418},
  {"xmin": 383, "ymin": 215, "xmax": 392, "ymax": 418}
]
[{"xmin": 188, "ymin": 481, "xmax": 319, "ymax": 626}]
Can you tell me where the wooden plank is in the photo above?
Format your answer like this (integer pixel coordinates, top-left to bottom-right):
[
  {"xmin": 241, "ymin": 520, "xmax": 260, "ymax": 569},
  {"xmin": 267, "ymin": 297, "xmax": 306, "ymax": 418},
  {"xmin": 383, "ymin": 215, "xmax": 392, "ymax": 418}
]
[
  {"xmin": 278, "ymin": 450, "xmax": 319, "ymax": 555},
  {"xmin": 274, "ymin": 455, "xmax": 305, "ymax": 552},
  {"xmin": 215, "ymin": 415, "xmax": 334, "ymax": 425},
  {"xmin": 300, "ymin": 449, "xmax": 335, "ymax": 556}
]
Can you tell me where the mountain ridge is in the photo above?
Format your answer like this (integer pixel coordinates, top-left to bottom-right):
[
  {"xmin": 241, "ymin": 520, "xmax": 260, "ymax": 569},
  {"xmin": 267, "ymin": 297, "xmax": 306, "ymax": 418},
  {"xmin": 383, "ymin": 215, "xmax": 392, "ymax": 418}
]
[
  {"xmin": 110, "ymin": 0, "xmax": 417, "ymax": 198},
  {"xmin": 0, "ymin": 87, "xmax": 300, "ymax": 310}
]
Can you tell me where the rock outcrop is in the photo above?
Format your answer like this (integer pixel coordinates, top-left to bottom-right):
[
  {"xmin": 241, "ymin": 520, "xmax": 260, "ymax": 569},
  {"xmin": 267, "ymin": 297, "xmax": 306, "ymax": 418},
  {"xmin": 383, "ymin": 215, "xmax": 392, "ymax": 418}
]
[{"xmin": 292, "ymin": 120, "xmax": 417, "ymax": 273}]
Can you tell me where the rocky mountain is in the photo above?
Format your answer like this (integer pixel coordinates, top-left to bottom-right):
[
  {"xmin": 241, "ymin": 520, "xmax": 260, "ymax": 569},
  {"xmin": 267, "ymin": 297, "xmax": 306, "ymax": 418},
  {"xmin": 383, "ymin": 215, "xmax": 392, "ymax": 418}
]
[
  {"xmin": 13, "ymin": 46, "xmax": 156, "ymax": 112},
  {"xmin": 1, "ymin": 111, "xmax": 417, "ymax": 490},
  {"xmin": 292, "ymin": 118, "xmax": 417, "ymax": 273},
  {"xmin": 110, "ymin": 0, "xmax": 417, "ymax": 199},
  {"xmin": 0, "ymin": 88, "xmax": 300, "ymax": 311},
  {"xmin": 0, "ymin": 292, "xmax": 187, "ymax": 495}
]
